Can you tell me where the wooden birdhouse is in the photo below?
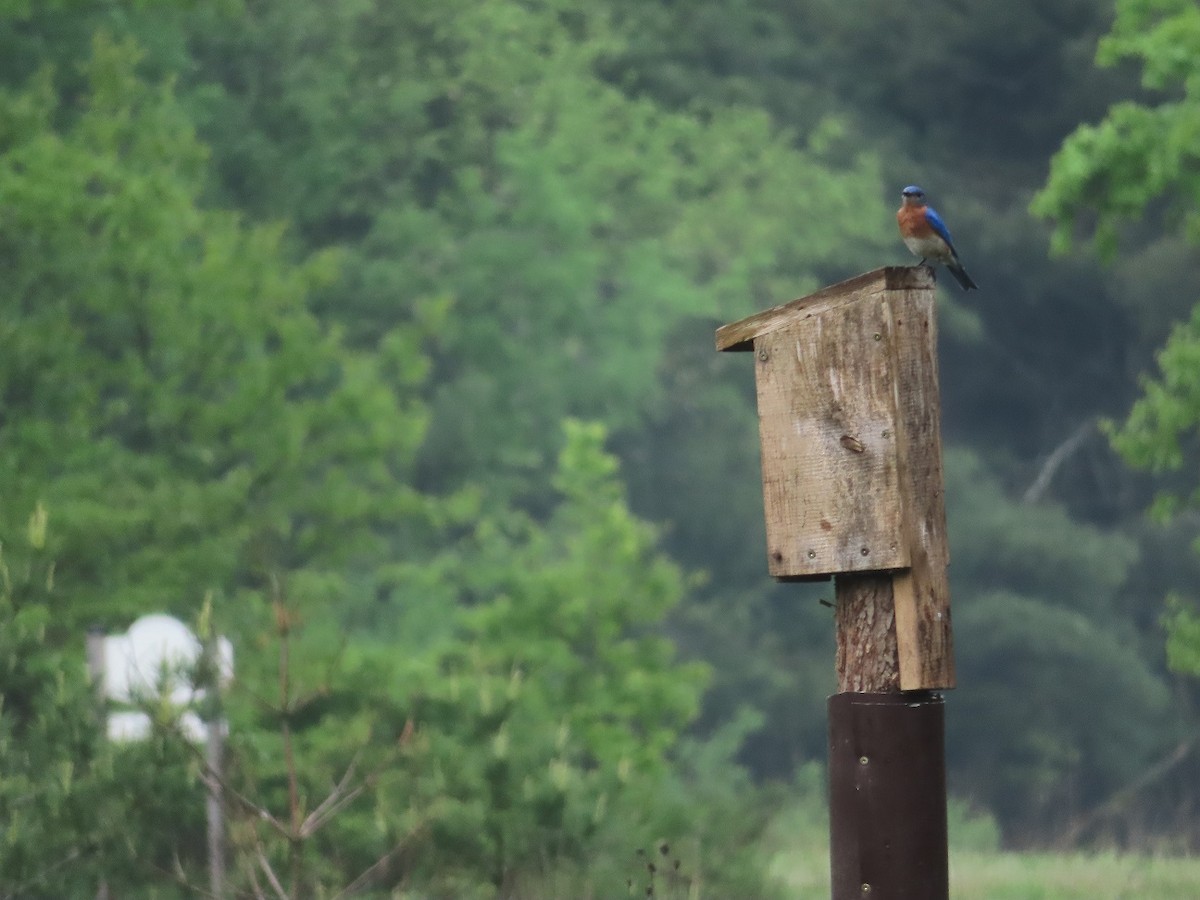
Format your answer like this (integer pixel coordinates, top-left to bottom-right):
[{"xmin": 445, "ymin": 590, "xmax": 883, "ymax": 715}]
[{"xmin": 716, "ymin": 266, "xmax": 954, "ymax": 689}]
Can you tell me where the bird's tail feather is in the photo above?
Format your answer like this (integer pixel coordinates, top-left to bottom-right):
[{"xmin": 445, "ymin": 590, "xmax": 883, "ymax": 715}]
[{"xmin": 946, "ymin": 261, "xmax": 977, "ymax": 291}]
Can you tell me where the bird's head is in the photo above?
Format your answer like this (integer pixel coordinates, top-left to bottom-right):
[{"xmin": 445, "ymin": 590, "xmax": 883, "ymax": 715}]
[{"xmin": 901, "ymin": 185, "xmax": 926, "ymax": 206}]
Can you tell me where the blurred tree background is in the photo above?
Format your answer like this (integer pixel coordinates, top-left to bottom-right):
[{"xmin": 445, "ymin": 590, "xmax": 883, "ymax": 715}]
[{"xmin": 4, "ymin": 0, "xmax": 1200, "ymax": 894}]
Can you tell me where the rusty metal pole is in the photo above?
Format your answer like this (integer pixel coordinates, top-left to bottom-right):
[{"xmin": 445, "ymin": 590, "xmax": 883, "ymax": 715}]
[{"xmin": 828, "ymin": 692, "xmax": 948, "ymax": 899}]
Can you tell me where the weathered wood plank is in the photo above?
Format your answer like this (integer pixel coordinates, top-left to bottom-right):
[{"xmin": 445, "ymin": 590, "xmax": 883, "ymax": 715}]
[
  {"xmin": 887, "ymin": 289, "xmax": 955, "ymax": 689},
  {"xmin": 754, "ymin": 290, "xmax": 908, "ymax": 577},
  {"xmin": 715, "ymin": 266, "xmax": 933, "ymax": 352}
]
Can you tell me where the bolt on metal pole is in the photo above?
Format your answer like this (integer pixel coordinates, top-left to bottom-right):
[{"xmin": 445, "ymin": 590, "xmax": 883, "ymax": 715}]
[{"xmin": 828, "ymin": 691, "xmax": 948, "ymax": 899}]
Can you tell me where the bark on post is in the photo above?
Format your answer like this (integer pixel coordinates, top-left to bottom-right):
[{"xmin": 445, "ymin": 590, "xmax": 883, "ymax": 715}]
[{"xmin": 835, "ymin": 573, "xmax": 899, "ymax": 693}]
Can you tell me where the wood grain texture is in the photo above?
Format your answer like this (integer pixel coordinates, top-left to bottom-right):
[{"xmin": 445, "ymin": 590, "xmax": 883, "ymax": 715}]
[
  {"xmin": 887, "ymin": 288, "xmax": 955, "ymax": 690},
  {"xmin": 715, "ymin": 266, "xmax": 934, "ymax": 352},
  {"xmin": 835, "ymin": 573, "xmax": 900, "ymax": 693},
  {"xmin": 753, "ymin": 293, "xmax": 908, "ymax": 577}
]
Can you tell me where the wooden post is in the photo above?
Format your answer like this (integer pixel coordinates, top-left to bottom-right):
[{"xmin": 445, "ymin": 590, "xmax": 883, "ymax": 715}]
[
  {"xmin": 717, "ymin": 266, "xmax": 953, "ymax": 899},
  {"xmin": 835, "ymin": 574, "xmax": 899, "ymax": 693}
]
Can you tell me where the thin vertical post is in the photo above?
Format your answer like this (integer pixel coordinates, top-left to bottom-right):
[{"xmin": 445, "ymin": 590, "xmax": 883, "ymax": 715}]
[
  {"xmin": 86, "ymin": 627, "xmax": 106, "ymax": 691},
  {"xmin": 86, "ymin": 627, "xmax": 110, "ymax": 899},
  {"xmin": 206, "ymin": 718, "xmax": 226, "ymax": 897}
]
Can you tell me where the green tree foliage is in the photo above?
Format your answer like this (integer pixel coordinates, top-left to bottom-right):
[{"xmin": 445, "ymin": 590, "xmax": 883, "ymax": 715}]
[
  {"xmin": 162, "ymin": 0, "xmax": 890, "ymax": 798},
  {"xmin": 168, "ymin": 0, "xmax": 889, "ymax": 503},
  {"xmin": 1103, "ymin": 297, "xmax": 1200, "ymax": 697},
  {"xmin": 1104, "ymin": 295, "xmax": 1200, "ymax": 524},
  {"xmin": 599, "ymin": 2, "xmax": 1190, "ymax": 829},
  {"xmin": 1164, "ymin": 596, "xmax": 1200, "ymax": 677},
  {"xmin": 0, "ymin": 32, "xmax": 436, "ymax": 630},
  {"xmin": 941, "ymin": 448, "xmax": 1174, "ymax": 838},
  {"xmin": 1033, "ymin": 0, "xmax": 1200, "ymax": 258},
  {"xmin": 0, "ymin": 507, "xmax": 205, "ymax": 898},
  {"xmin": 208, "ymin": 422, "xmax": 775, "ymax": 896},
  {"xmin": 954, "ymin": 590, "xmax": 1173, "ymax": 837},
  {"xmin": 0, "ymin": 511, "xmax": 112, "ymax": 897},
  {"xmin": 1036, "ymin": 0, "xmax": 1200, "ymax": 734},
  {"xmin": 6, "ymin": 0, "xmax": 1199, "ymax": 872},
  {"xmin": 606, "ymin": 0, "xmax": 1125, "ymax": 173}
]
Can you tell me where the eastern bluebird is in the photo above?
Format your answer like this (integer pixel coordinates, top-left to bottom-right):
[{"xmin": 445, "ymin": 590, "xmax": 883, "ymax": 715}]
[{"xmin": 896, "ymin": 185, "xmax": 977, "ymax": 291}]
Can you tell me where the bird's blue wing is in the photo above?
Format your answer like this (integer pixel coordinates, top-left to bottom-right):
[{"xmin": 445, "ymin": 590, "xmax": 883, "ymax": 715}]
[{"xmin": 923, "ymin": 206, "xmax": 956, "ymax": 250}]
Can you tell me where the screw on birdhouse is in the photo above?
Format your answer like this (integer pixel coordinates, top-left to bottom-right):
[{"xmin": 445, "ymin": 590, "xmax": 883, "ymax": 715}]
[
  {"xmin": 807, "ymin": 549, "xmax": 816, "ymax": 559},
  {"xmin": 860, "ymin": 547, "xmax": 869, "ymax": 556},
  {"xmin": 758, "ymin": 347, "xmax": 769, "ymax": 362},
  {"xmin": 840, "ymin": 434, "xmax": 865, "ymax": 453},
  {"xmin": 873, "ymin": 332, "xmax": 882, "ymax": 341},
  {"xmin": 859, "ymin": 755, "xmax": 869, "ymax": 765},
  {"xmin": 861, "ymin": 884, "xmax": 872, "ymax": 894}
]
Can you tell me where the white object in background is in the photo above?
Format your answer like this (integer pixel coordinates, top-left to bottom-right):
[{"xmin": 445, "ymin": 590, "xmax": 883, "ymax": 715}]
[
  {"xmin": 87, "ymin": 613, "xmax": 233, "ymax": 896},
  {"xmin": 98, "ymin": 613, "xmax": 233, "ymax": 711},
  {"xmin": 105, "ymin": 709, "xmax": 214, "ymax": 743}
]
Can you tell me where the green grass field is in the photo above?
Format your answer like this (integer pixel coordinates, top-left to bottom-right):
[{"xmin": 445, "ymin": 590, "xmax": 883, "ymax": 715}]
[
  {"xmin": 765, "ymin": 787, "xmax": 1200, "ymax": 899},
  {"xmin": 771, "ymin": 847, "xmax": 1200, "ymax": 899}
]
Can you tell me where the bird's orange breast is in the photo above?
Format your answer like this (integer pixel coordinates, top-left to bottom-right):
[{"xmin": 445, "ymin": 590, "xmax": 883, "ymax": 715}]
[{"xmin": 897, "ymin": 205, "xmax": 935, "ymax": 239}]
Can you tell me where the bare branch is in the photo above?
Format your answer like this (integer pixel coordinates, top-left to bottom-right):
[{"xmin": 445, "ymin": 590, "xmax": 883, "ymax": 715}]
[
  {"xmin": 197, "ymin": 763, "xmax": 291, "ymax": 840},
  {"xmin": 1057, "ymin": 736, "xmax": 1198, "ymax": 848},
  {"xmin": 333, "ymin": 819, "xmax": 431, "ymax": 899},
  {"xmin": 257, "ymin": 850, "xmax": 290, "ymax": 900},
  {"xmin": 300, "ymin": 756, "xmax": 364, "ymax": 838},
  {"xmin": 6, "ymin": 849, "xmax": 82, "ymax": 898},
  {"xmin": 1023, "ymin": 420, "xmax": 1094, "ymax": 505},
  {"xmin": 244, "ymin": 854, "xmax": 266, "ymax": 900}
]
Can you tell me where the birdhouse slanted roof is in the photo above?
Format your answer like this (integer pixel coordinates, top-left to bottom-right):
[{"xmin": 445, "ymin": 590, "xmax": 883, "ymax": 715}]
[{"xmin": 715, "ymin": 266, "xmax": 934, "ymax": 352}]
